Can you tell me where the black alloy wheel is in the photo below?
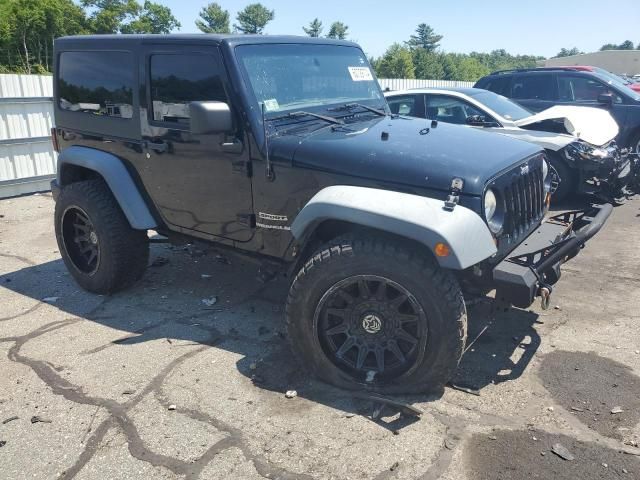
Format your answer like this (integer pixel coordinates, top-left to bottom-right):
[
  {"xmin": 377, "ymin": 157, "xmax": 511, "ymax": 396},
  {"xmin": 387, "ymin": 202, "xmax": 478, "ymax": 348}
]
[
  {"xmin": 315, "ymin": 275, "xmax": 426, "ymax": 382},
  {"xmin": 61, "ymin": 206, "xmax": 100, "ymax": 275}
]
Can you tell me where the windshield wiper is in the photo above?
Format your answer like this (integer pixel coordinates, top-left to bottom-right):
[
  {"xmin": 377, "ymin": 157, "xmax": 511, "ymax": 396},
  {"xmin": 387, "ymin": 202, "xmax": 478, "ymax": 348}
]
[
  {"xmin": 269, "ymin": 111, "xmax": 343, "ymax": 125},
  {"xmin": 327, "ymin": 103, "xmax": 387, "ymax": 116}
]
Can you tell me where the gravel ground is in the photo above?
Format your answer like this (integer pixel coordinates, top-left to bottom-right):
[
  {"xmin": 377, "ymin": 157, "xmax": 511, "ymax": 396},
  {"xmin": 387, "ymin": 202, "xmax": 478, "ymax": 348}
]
[{"xmin": 0, "ymin": 193, "xmax": 639, "ymax": 480}]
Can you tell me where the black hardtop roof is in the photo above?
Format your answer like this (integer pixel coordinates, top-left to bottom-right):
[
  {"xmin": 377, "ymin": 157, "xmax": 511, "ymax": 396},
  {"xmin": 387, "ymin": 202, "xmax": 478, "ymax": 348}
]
[
  {"xmin": 55, "ymin": 34, "xmax": 359, "ymax": 49},
  {"xmin": 488, "ymin": 67, "xmax": 595, "ymax": 76}
]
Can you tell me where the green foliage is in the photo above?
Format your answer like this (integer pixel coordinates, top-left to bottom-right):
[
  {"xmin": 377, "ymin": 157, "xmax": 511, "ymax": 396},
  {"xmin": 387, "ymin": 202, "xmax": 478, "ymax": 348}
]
[
  {"xmin": 303, "ymin": 18, "xmax": 323, "ymax": 37},
  {"xmin": 0, "ymin": 0, "xmax": 88, "ymax": 73},
  {"xmin": 121, "ymin": 1, "xmax": 180, "ymax": 34},
  {"xmin": 326, "ymin": 21, "xmax": 348, "ymax": 40},
  {"xmin": 376, "ymin": 43, "xmax": 415, "ymax": 79},
  {"xmin": 195, "ymin": 2, "xmax": 230, "ymax": 34},
  {"xmin": 600, "ymin": 40, "xmax": 637, "ymax": 51},
  {"xmin": 81, "ymin": 0, "xmax": 139, "ymax": 34},
  {"xmin": 412, "ymin": 49, "xmax": 444, "ymax": 79},
  {"xmin": 556, "ymin": 47, "xmax": 582, "ymax": 58},
  {"xmin": 234, "ymin": 3, "xmax": 274, "ymax": 34},
  {"xmin": 405, "ymin": 23, "xmax": 442, "ymax": 52}
]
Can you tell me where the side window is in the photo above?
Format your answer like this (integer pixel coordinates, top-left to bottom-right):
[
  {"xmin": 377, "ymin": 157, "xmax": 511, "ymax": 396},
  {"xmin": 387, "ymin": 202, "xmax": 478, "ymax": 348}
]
[
  {"xmin": 510, "ymin": 74, "xmax": 555, "ymax": 100},
  {"xmin": 150, "ymin": 54, "xmax": 227, "ymax": 126},
  {"xmin": 557, "ymin": 75, "xmax": 622, "ymax": 103},
  {"xmin": 481, "ymin": 76, "xmax": 510, "ymax": 95},
  {"xmin": 58, "ymin": 51, "xmax": 134, "ymax": 118},
  {"xmin": 425, "ymin": 96, "xmax": 485, "ymax": 125},
  {"xmin": 387, "ymin": 95, "xmax": 422, "ymax": 117}
]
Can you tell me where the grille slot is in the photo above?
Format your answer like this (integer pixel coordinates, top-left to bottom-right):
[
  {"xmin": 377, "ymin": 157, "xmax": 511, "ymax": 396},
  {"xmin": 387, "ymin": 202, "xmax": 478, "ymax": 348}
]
[{"xmin": 501, "ymin": 165, "xmax": 545, "ymax": 241}]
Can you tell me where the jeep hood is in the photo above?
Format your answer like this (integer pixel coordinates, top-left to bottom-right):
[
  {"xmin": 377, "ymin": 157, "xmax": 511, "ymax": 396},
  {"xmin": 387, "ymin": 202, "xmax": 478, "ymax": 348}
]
[
  {"xmin": 272, "ymin": 116, "xmax": 542, "ymax": 196},
  {"xmin": 514, "ymin": 105, "xmax": 619, "ymax": 147}
]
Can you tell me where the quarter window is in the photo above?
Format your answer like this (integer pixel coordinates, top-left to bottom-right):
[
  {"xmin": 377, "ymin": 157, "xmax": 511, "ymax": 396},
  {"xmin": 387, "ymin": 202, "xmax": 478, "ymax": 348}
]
[
  {"xmin": 58, "ymin": 51, "xmax": 134, "ymax": 118},
  {"xmin": 150, "ymin": 54, "xmax": 226, "ymax": 126}
]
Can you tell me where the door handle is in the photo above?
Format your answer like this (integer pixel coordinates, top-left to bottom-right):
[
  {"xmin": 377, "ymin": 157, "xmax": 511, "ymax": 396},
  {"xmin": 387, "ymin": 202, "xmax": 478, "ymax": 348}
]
[
  {"xmin": 221, "ymin": 138, "xmax": 243, "ymax": 154},
  {"xmin": 146, "ymin": 140, "xmax": 168, "ymax": 153}
]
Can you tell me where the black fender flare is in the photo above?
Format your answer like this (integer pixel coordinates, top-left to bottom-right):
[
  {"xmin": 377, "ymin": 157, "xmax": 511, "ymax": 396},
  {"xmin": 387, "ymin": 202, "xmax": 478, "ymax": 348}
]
[{"xmin": 57, "ymin": 146, "xmax": 157, "ymax": 230}]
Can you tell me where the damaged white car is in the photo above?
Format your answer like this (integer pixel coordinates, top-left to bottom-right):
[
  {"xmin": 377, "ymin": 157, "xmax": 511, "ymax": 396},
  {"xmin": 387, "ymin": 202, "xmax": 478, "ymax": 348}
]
[{"xmin": 385, "ymin": 87, "xmax": 639, "ymax": 202}]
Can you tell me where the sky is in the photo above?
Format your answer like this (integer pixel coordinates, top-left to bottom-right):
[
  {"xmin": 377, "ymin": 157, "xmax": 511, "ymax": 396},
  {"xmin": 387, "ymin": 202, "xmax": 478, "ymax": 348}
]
[{"xmin": 158, "ymin": 0, "xmax": 640, "ymax": 58}]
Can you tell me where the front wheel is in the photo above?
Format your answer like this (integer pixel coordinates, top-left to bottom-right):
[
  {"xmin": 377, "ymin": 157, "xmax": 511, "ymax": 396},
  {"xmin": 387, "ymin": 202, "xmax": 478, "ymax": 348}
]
[{"xmin": 285, "ymin": 235, "xmax": 467, "ymax": 394}]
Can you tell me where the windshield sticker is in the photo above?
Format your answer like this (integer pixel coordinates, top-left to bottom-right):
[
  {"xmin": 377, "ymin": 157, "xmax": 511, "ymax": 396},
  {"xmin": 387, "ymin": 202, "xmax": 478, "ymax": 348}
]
[
  {"xmin": 263, "ymin": 98, "xmax": 280, "ymax": 111},
  {"xmin": 348, "ymin": 66, "xmax": 374, "ymax": 82}
]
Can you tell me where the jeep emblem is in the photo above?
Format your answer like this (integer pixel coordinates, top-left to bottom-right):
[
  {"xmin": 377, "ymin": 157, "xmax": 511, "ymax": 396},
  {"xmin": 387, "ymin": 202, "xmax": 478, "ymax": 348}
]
[{"xmin": 362, "ymin": 314, "xmax": 383, "ymax": 334}]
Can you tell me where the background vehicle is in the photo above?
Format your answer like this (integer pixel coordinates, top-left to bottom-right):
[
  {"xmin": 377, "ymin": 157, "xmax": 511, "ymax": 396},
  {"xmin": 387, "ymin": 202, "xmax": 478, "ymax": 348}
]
[
  {"xmin": 474, "ymin": 67, "xmax": 640, "ymax": 153},
  {"xmin": 385, "ymin": 87, "xmax": 637, "ymax": 202},
  {"xmin": 51, "ymin": 35, "xmax": 610, "ymax": 395}
]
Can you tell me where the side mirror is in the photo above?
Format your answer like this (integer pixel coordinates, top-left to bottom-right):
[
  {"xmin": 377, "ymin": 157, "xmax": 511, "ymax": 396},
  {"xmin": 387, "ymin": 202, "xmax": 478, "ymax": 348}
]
[
  {"xmin": 189, "ymin": 101, "xmax": 233, "ymax": 134},
  {"xmin": 597, "ymin": 92, "xmax": 614, "ymax": 106}
]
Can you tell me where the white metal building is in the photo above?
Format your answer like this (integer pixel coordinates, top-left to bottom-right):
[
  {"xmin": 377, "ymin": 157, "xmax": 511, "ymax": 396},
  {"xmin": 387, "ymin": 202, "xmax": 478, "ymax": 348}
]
[{"xmin": 545, "ymin": 50, "xmax": 640, "ymax": 76}]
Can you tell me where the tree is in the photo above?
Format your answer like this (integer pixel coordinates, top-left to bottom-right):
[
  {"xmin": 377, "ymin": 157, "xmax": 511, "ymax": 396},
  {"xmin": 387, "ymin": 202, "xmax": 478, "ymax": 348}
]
[
  {"xmin": 376, "ymin": 43, "xmax": 415, "ymax": 79},
  {"xmin": 121, "ymin": 1, "xmax": 180, "ymax": 34},
  {"xmin": 619, "ymin": 40, "xmax": 635, "ymax": 50},
  {"xmin": 195, "ymin": 2, "xmax": 230, "ymax": 34},
  {"xmin": 234, "ymin": 3, "xmax": 274, "ymax": 34},
  {"xmin": 81, "ymin": 0, "xmax": 139, "ymax": 34},
  {"xmin": 326, "ymin": 21, "xmax": 348, "ymax": 40},
  {"xmin": 405, "ymin": 23, "xmax": 442, "ymax": 52},
  {"xmin": 601, "ymin": 40, "xmax": 636, "ymax": 51},
  {"xmin": 303, "ymin": 18, "xmax": 323, "ymax": 37},
  {"xmin": 556, "ymin": 47, "xmax": 582, "ymax": 58},
  {"xmin": 0, "ymin": 0, "xmax": 88, "ymax": 73},
  {"xmin": 412, "ymin": 49, "xmax": 444, "ymax": 79}
]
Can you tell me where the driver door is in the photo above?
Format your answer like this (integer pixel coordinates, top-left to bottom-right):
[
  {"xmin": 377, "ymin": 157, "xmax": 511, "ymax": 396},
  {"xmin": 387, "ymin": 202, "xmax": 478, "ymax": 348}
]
[{"xmin": 138, "ymin": 45, "xmax": 254, "ymax": 242}]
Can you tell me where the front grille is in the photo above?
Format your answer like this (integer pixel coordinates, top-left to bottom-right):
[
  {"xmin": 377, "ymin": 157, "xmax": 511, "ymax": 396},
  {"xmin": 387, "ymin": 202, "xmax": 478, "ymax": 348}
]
[{"xmin": 501, "ymin": 166, "xmax": 545, "ymax": 241}]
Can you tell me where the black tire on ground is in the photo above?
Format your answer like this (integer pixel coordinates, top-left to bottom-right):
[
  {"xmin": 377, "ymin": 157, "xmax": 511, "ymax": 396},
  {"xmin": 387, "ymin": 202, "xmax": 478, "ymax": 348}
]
[
  {"xmin": 285, "ymin": 234, "xmax": 467, "ymax": 394},
  {"xmin": 548, "ymin": 154, "xmax": 575, "ymax": 203},
  {"xmin": 54, "ymin": 178, "xmax": 149, "ymax": 294}
]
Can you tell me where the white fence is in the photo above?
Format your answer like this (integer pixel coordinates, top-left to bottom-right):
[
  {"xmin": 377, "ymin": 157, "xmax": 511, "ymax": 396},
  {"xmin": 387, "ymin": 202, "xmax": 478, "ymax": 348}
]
[
  {"xmin": 378, "ymin": 78, "xmax": 474, "ymax": 91},
  {"xmin": 0, "ymin": 74, "xmax": 56, "ymax": 198},
  {"xmin": 0, "ymin": 75, "xmax": 474, "ymax": 198}
]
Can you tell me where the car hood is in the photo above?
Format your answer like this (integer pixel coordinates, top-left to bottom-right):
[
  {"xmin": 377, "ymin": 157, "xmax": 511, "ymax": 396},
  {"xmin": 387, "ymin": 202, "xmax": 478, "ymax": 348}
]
[
  {"xmin": 514, "ymin": 105, "xmax": 619, "ymax": 147},
  {"xmin": 271, "ymin": 116, "xmax": 542, "ymax": 196}
]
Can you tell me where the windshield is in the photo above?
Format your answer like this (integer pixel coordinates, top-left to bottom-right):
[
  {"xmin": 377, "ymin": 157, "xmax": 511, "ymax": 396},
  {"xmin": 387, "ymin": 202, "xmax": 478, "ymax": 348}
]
[
  {"xmin": 235, "ymin": 44, "xmax": 384, "ymax": 115},
  {"xmin": 470, "ymin": 90, "xmax": 532, "ymax": 121}
]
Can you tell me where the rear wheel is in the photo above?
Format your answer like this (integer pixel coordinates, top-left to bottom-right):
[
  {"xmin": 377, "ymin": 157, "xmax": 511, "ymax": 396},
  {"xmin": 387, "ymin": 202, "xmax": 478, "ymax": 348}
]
[
  {"xmin": 55, "ymin": 179, "xmax": 149, "ymax": 294},
  {"xmin": 286, "ymin": 235, "xmax": 467, "ymax": 394}
]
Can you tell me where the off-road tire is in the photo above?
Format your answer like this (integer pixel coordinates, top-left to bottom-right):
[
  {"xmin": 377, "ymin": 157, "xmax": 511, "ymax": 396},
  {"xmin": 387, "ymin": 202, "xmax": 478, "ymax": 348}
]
[
  {"xmin": 54, "ymin": 178, "xmax": 149, "ymax": 294},
  {"xmin": 548, "ymin": 154, "xmax": 575, "ymax": 203},
  {"xmin": 286, "ymin": 235, "xmax": 467, "ymax": 394}
]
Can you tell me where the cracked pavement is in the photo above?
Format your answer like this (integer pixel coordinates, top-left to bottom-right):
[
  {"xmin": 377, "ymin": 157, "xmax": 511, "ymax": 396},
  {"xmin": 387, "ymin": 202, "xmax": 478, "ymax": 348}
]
[{"xmin": 0, "ymin": 193, "xmax": 639, "ymax": 479}]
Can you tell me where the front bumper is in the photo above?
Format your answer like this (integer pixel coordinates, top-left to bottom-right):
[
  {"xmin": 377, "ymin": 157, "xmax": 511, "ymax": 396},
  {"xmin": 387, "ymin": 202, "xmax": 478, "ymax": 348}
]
[
  {"xmin": 493, "ymin": 203, "xmax": 613, "ymax": 308},
  {"xmin": 567, "ymin": 145, "xmax": 639, "ymax": 201}
]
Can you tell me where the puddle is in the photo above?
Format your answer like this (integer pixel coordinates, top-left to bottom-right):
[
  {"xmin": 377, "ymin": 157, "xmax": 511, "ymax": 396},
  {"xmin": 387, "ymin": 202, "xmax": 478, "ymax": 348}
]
[
  {"xmin": 539, "ymin": 351, "xmax": 640, "ymax": 441},
  {"xmin": 466, "ymin": 430, "xmax": 639, "ymax": 480}
]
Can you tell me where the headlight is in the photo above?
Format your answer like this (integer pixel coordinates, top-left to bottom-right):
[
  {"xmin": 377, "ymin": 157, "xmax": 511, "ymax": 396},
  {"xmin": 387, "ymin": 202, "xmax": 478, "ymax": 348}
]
[
  {"xmin": 542, "ymin": 160, "xmax": 549, "ymax": 180},
  {"xmin": 484, "ymin": 188, "xmax": 503, "ymax": 234}
]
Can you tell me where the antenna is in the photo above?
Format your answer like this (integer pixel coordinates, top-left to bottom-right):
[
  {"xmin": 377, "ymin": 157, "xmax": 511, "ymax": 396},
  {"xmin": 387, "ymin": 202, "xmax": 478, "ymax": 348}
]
[{"xmin": 262, "ymin": 102, "xmax": 274, "ymax": 181}]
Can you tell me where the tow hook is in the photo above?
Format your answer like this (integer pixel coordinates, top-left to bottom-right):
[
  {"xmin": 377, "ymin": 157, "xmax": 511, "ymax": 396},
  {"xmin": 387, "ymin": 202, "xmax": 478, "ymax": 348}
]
[{"xmin": 539, "ymin": 285, "xmax": 552, "ymax": 310}]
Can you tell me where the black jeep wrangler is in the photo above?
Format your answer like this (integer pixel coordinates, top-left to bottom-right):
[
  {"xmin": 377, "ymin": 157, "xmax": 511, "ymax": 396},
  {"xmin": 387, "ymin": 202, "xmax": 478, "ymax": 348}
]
[{"xmin": 50, "ymin": 35, "xmax": 611, "ymax": 394}]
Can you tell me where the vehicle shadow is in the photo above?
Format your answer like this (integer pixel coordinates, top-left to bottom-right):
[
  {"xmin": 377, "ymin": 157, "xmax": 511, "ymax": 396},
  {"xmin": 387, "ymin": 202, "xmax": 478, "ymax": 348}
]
[{"xmin": 0, "ymin": 247, "xmax": 542, "ymax": 433}]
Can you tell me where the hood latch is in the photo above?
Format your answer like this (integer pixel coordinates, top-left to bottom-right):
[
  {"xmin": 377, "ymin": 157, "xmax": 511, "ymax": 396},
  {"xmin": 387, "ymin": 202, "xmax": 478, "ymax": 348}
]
[{"xmin": 443, "ymin": 178, "xmax": 464, "ymax": 212}]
